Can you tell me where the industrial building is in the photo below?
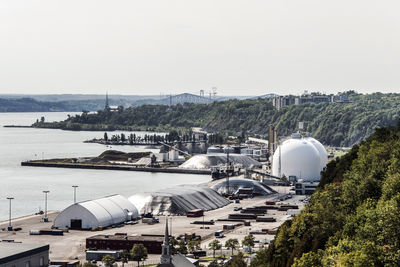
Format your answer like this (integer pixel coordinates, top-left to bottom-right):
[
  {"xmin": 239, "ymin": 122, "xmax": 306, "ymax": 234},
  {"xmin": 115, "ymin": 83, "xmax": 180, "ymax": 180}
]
[
  {"xmin": 86, "ymin": 251, "xmax": 119, "ymax": 262},
  {"xmin": 295, "ymin": 95, "xmax": 330, "ymax": 105},
  {"xmin": 53, "ymin": 194, "xmax": 139, "ymax": 230},
  {"xmin": 129, "ymin": 185, "xmax": 230, "ymax": 215},
  {"xmin": 270, "ymin": 93, "xmax": 351, "ymax": 110},
  {"xmin": 271, "ymin": 95, "xmax": 296, "ymax": 110},
  {"xmin": 294, "ymin": 182, "xmax": 319, "ymax": 195},
  {"xmin": 86, "ymin": 234, "xmax": 164, "ymax": 254},
  {"xmin": 0, "ymin": 243, "xmax": 49, "ymax": 267},
  {"xmin": 240, "ymin": 147, "xmax": 267, "ymax": 161},
  {"xmin": 207, "ymin": 146, "xmax": 223, "ymax": 154},
  {"xmin": 179, "ymin": 154, "xmax": 261, "ymax": 170},
  {"xmin": 212, "ymin": 178, "xmax": 276, "ymax": 196},
  {"xmin": 271, "ymin": 133, "xmax": 328, "ymax": 182}
]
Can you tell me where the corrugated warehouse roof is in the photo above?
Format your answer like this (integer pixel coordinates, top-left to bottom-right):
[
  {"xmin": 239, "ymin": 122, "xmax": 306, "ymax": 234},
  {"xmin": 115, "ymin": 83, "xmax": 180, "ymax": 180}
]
[
  {"xmin": 53, "ymin": 194, "xmax": 138, "ymax": 229},
  {"xmin": 212, "ymin": 178, "xmax": 276, "ymax": 196},
  {"xmin": 129, "ymin": 185, "xmax": 230, "ymax": 216}
]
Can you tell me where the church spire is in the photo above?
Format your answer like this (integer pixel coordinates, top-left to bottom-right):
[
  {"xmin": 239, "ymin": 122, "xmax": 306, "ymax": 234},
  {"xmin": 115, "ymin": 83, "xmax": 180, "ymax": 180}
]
[
  {"xmin": 160, "ymin": 217, "xmax": 171, "ymax": 264},
  {"xmin": 105, "ymin": 92, "xmax": 109, "ymax": 110}
]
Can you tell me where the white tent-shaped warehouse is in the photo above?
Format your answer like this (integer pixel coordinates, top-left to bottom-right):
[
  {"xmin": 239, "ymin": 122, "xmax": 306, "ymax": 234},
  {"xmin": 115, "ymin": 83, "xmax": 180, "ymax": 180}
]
[{"xmin": 53, "ymin": 194, "xmax": 139, "ymax": 230}]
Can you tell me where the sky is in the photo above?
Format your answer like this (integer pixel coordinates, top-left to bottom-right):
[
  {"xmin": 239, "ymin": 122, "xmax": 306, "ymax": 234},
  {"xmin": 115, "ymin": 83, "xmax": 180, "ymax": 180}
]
[{"xmin": 1, "ymin": 0, "xmax": 400, "ymax": 96}]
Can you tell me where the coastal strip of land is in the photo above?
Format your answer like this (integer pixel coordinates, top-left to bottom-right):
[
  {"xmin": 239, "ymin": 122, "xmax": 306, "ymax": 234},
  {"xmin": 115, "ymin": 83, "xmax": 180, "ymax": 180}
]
[
  {"xmin": 21, "ymin": 160, "xmax": 210, "ymax": 175},
  {"xmin": 3, "ymin": 125, "xmax": 33, "ymax": 128}
]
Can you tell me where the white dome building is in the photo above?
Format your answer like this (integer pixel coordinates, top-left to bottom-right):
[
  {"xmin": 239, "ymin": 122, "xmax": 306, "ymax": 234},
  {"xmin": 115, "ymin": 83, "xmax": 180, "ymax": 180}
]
[
  {"xmin": 306, "ymin": 137, "xmax": 328, "ymax": 171},
  {"xmin": 272, "ymin": 134, "xmax": 327, "ymax": 182},
  {"xmin": 53, "ymin": 194, "xmax": 139, "ymax": 230}
]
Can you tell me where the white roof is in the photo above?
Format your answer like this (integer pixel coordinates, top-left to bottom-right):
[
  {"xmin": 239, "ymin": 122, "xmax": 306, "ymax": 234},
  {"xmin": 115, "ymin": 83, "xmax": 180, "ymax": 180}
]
[
  {"xmin": 54, "ymin": 194, "xmax": 138, "ymax": 229},
  {"xmin": 248, "ymin": 137, "xmax": 269, "ymax": 145},
  {"xmin": 306, "ymin": 137, "xmax": 328, "ymax": 170},
  {"xmin": 272, "ymin": 137, "xmax": 326, "ymax": 181},
  {"xmin": 179, "ymin": 153, "xmax": 261, "ymax": 169}
]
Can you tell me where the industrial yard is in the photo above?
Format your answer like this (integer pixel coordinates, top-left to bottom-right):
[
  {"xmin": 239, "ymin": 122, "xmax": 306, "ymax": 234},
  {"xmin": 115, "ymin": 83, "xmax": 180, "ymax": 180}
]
[
  {"xmin": 0, "ymin": 184, "xmax": 305, "ymax": 265},
  {"xmin": 3, "ymin": 128, "xmax": 322, "ymax": 266}
]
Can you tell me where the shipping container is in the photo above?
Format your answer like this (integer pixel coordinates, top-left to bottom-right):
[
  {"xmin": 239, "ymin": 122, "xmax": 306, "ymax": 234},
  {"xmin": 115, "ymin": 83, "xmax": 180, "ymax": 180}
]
[{"xmin": 187, "ymin": 209, "xmax": 204, "ymax": 217}]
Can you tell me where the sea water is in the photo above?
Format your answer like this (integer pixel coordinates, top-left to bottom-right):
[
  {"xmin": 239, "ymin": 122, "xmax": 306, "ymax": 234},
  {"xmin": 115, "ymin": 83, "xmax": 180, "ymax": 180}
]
[{"xmin": 0, "ymin": 112, "xmax": 210, "ymax": 221}]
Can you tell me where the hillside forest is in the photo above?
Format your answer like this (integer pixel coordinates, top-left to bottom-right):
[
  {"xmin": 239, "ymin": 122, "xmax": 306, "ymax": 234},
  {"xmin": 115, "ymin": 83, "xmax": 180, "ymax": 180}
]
[
  {"xmin": 250, "ymin": 121, "xmax": 400, "ymax": 266},
  {"xmin": 33, "ymin": 92, "xmax": 400, "ymax": 147}
]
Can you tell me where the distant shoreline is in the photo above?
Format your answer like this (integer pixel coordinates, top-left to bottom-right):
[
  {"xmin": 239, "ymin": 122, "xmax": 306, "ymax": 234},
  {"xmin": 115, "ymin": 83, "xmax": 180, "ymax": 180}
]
[{"xmin": 3, "ymin": 125, "xmax": 33, "ymax": 128}]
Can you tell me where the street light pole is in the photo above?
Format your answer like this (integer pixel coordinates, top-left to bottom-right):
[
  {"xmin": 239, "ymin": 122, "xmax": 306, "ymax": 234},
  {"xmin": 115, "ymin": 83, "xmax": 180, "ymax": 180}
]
[
  {"xmin": 6, "ymin": 197, "xmax": 14, "ymax": 231},
  {"xmin": 43, "ymin": 191, "xmax": 49, "ymax": 222},
  {"xmin": 72, "ymin": 185, "xmax": 78, "ymax": 204}
]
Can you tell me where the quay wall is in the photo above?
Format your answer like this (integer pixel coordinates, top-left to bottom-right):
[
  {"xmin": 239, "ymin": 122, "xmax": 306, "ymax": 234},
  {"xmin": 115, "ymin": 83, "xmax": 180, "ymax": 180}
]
[{"xmin": 21, "ymin": 161, "xmax": 210, "ymax": 175}]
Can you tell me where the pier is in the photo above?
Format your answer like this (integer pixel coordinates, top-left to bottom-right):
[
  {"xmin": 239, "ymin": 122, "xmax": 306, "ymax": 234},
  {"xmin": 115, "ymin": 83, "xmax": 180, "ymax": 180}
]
[{"xmin": 21, "ymin": 161, "xmax": 210, "ymax": 175}]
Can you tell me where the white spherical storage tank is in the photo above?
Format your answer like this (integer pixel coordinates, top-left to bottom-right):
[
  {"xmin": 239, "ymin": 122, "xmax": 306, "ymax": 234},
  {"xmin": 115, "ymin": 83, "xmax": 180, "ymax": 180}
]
[
  {"xmin": 272, "ymin": 136, "xmax": 327, "ymax": 181},
  {"xmin": 306, "ymin": 137, "xmax": 328, "ymax": 171}
]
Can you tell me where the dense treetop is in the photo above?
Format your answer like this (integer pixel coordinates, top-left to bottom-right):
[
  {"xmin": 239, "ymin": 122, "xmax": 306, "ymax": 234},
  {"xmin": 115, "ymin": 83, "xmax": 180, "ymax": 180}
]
[
  {"xmin": 251, "ymin": 121, "xmax": 400, "ymax": 266},
  {"xmin": 33, "ymin": 92, "xmax": 400, "ymax": 147}
]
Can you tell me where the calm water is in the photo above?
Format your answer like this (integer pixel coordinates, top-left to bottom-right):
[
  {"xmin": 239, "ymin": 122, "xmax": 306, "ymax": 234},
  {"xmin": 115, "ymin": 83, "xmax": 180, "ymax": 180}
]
[{"xmin": 0, "ymin": 112, "xmax": 210, "ymax": 221}]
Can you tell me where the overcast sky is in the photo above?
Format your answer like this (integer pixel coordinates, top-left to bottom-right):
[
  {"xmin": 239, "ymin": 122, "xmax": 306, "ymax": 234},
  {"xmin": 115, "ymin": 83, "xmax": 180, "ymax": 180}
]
[{"xmin": 1, "ymin": 0, "xmax": 399, "ymax": 96}]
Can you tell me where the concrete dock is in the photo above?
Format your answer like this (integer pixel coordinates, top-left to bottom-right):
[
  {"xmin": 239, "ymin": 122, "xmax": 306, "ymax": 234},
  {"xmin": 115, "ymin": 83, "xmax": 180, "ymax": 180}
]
[
  {"xmin": 0, "ymin": 186, "xmax": 304, "ymax": 265},
  {"xmin": 21, "ymin": 161, "xmax": 210, "ymax": 175}
]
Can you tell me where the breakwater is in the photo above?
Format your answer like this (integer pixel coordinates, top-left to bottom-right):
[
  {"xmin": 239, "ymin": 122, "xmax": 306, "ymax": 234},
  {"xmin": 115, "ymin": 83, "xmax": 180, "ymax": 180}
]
[{"xmin": 21, "ymin": 161, "xmax": 210, "ymax": 175}]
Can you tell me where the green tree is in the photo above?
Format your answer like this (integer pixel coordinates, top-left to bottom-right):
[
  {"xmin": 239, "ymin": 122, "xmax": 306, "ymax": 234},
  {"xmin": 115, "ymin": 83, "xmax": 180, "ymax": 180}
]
[
  {"xmin": 230, "ymin": 252, "xmax": 247, "ymax": 267},
  {"xmin": 209, "ymin": 239, "xmax": 222, "ymax": 258},
  {"xmin": 129, "ymin": 133, "xmax": 134, "ymax": 144},
  {"xmin": 242, "ymin": 235, "xmax": 255, "ymax": 254},
  {"xmin": 119, "ymin": 250, "xmax": 130, "ymax": 267},
  {"xmin": 131, "ymin": 244, "xmax": 148, "ymax": 267},
  {"xmin": 102, "ymin": 255, "xmax": 115, "ymax": 267},
  {"xmin": 168, "ymin": 130, "xmax": 180, "ymax": 142},
  {"xmin": 187, "ymin": 240, "xmax": 201, "ymax": 253},
  {"xmin": 177, "ymin": 240, "xmax": 188, "ymax": 255},
  {"xmin": 225, "ymin": 238, "xmax": 239, "ymax": 255},
  {"xmin": 170, "ymin": 236, "xmax": 178, "ymax": 254},
  {"xmin": 237, "ymin": 131, "xmax": 246, "ymax": 144},
  {"xmin": 249, "ymin": 249, "xmax": 268, "ymax": 267},
  {"xmin": 292, "ymin": 251, "xmax": 322, "ymax": 267}
]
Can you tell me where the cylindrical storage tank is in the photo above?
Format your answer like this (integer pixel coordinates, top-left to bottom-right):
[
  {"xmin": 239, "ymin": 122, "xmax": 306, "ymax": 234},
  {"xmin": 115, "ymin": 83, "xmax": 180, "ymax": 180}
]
[
  {"xmin": 168, "ymin": 150, "xmax": 179, "ymax": 161},
  {"xmin": 272, "ymin": 137, "xmax": 322, "ymax": 181},
  {"xmin": 29, "ymin": 230, "xmax": 41, "ymax": 235}
]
